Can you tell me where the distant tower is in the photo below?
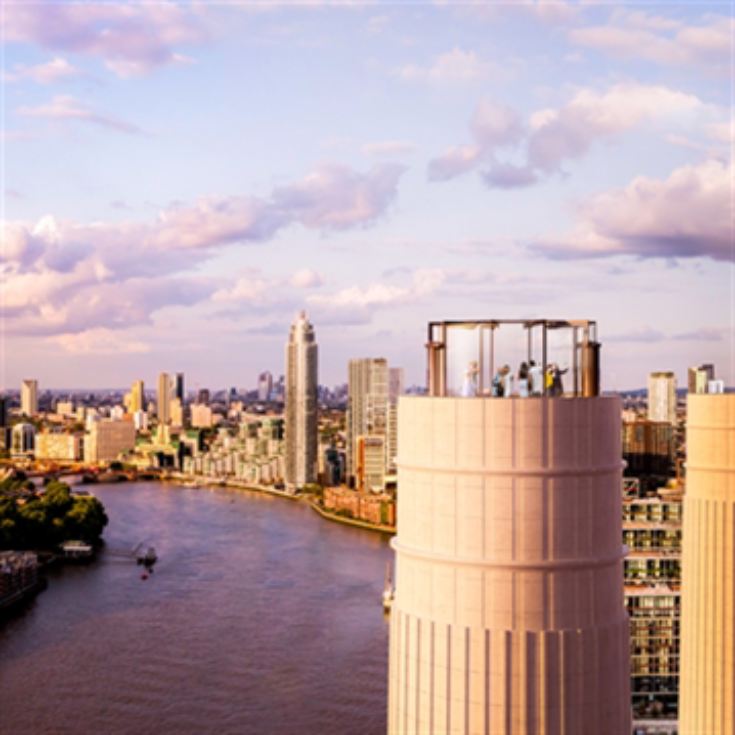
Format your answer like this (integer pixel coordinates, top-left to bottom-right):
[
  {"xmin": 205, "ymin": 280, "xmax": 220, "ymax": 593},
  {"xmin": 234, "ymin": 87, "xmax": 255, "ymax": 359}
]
[
  {"xmin": 157, "ymin": 372, "xmax": 171, "ymax": 424},
  {"xmin": 21, "ymin": 379, "xmax": 38, "ymax": 416},
  {"xmin": 175, "ymin": 372, "xmax": 185, "ymax": 403},
  {"xmin": 648, "ymin": 371, "xmax": 677, "ymax": 423},
  {"xmin": 347, "ymin": 358, "xmax": 389, "ymax": 487},
  {"xmin": 388, "ymin": 319, "xmax": 630, "ymax": 734},
  {"xmin": 285, "ymin": 312, "xmax": 318, "ymax": 491},
  {"xmin": 130, "ymin": 380, "xmax": 145, "ymax": 414},
  {"xmin": 679, "ymin": 394, "xmax": 735, "ymax": 734}
]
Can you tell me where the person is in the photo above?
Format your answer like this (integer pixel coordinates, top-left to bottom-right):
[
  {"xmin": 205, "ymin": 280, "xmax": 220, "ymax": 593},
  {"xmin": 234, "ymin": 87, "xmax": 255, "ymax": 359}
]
[
  {"xmin": 517, "ymin": 362, "xmax": 529, "ymax": 398},
  {"xmin": 549, "ymin": 363, "xmax": 568, "ymax": 397},
  {"xmin": 491, "ymin": 367, "xmax": 505, "ymax": 397},
  {"xmin": 460, "ymin": 361, "xmax": 479, "ymax": 397},
  {"xmin": 501, "ymin": 364, "xmax": 514, "ymax": 397},
  {"xmin": 528, "ymin": 360, "xmax": 543, "ymax": 396}
]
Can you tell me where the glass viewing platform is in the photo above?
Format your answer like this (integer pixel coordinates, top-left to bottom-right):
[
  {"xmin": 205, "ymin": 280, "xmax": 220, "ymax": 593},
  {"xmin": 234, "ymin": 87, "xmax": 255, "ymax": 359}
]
[{"xmin": 425, "ymin": 318, "xmax": 601, "ymax": 398}]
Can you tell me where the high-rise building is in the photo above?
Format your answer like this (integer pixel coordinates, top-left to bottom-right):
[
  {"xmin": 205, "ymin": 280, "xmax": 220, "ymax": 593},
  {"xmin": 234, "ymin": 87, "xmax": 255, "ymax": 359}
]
[
  {"xmin": 0, "ymin": 396, "xmax": 8, "ymax": 428},
  {"xmin": 687, "ymin": 364, "xmax": 714, "ymax": 394},
  {"xmin": 679, "ymin": 394, "xmax": 735, "ymax": 734},
  {"xmin": 622, "ymin": 419, "xmax": 675, "ymax": 477},
  {"xmin": 648, "ymin": 372, "xmax": 677, "ymax": 424},
  {"xmin": 389, "ymin": 367, "xmax": 404, "ymax": 402},
  {"xmin": 388, "ymin": 319, "xmax": 630, "ymax": 734},
  {"xmin": 170, "ymin": 398, "xmax": 184, "ymax": 428},
  {"xmin": 347, "ymin": 358, "xmax": 388, "ymax": 487},
  {"xmin": 284, "ymin": 312, "xmax": 318, "ymax": 491},
  {"xmin": 130, "ymin": 380, "xmax": 145, "ymax": 414},
  {"xmin": 157, "ymin": 372, "xmax": 171, "ymax": 425},
  {"xmin": 624, "ymin": 483, "xmax": 682, "ymax": 723},
  {"xmin": 258, "ymin": 371, "xmax": 273, "ymax": 402},
  {"xmin": 11, "ymin": 423, "xmax": 35, "ymax": 456},
  {"xmin": 175, "ymin": 372, "xmax": 185, "ymax": 403},
  {"xmin": 20, "ymin": 379, "xmax": 38, "ymax": 417},
  {"xmin": 197, "ymin": 388, "xmax": 210, "ymax": 405}
]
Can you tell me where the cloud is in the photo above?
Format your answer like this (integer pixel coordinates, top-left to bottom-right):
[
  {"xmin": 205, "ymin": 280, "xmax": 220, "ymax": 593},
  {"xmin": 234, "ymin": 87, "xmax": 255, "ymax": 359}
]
[
  {"xmin": 4, "ymin": 57, "xmax": 79, "ymax": 84},
  {"xmin": 17, "ymin": 95, "xmax": 142, "ymax": 134},
  {"xmin": 396, "ymin": 48, "xmax": 495, "ymax": 84},
  {"xmin": 2, "ymin": 2, "xmax": 209, "ymax": 78},
  {"xmin": 428, "ymin": 82, "xmax": 708, "ymax": 187},
  {"xmin": 51, "ymin": 328, "xmax": 151, "ymax": 354},
  {"xmin": 533, "ymin": 159, "xmax": 732, "ymax": 262},
  {"xmin": 1, "ymin": 163, "xmax": 405, "ymax": 337},
  {"xmin": 569, "ymin": 11, "xmax": 733, "ymax": 72},
  {"xmin": 607, "ymin": 328, "xmax": 665, "ymax": 344},
  {"xmin": 361, "ymin": 140, "xmax": 415, "ymax": 157},
  {"xmin": 672, "ymin": 328, "xmax": 727, "ymax": 342}
]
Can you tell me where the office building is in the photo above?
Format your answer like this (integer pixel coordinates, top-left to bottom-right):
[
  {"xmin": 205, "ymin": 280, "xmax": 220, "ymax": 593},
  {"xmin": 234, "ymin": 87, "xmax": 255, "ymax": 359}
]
[
  {"xmin": 170, "ymin": 398, "xmax": 184, "ymax": 428},
  {"xmin": 11, "ymin": 423, "xmax": 35, "ymax": 456},
  {"xmin": 284, "ymin": 311, "xmax": 318, "ymax": 491},
  {"xmin": 130, "ymin": 380, "xmax": 145, "ymax": 414},
  {"xmin": 157, "ymin": 372, "xmax": 171, "ymax": 425},
  {"xmin": 35, "ymin": 432, "xmax": 82, "ymax": 461},
  {"xmin": 388, "ymin": 319, "xmax": 630, "ymax": 734},
  {"xmin": 20, "ymin": 379, "xmax": 38, "ymax": 417},
  {"xmin": 624, "ymin": 484, "xmax": 682, "ymax": 723},
  {"xmin": 174, "ymin": 372, "xmax": 185, "ymax": 403},
  {"xmin": 687, "ymin": 364, "xmax": 714, "ymax": 394},
  {"xmin": 647, "ymin": 372, "xmax": 677, "ymax": 424},
  {"xmin": 355, "ymin": 435, "xmax": 386, "ymax": 493},
  {"xmin": 258, "ymin": 371, "xmax": 273, "ymax": 402},
  {"xmin": 622, "ymin": 419, "xmax": 675, "ymax": 477},
  {"xmin": 84, "ymin": 418, "xmax": 136, "ymax": 463},
  {"xmin": 190, "ymin": 403, "xmax": 214, "ymax": 429},
  {"xmin": 679, "ymin": 394, "xmax": 735, "ymax": 734},
  {"xmin": 347, "ymin": 358, "xmax": 388, "ymax": 487}
]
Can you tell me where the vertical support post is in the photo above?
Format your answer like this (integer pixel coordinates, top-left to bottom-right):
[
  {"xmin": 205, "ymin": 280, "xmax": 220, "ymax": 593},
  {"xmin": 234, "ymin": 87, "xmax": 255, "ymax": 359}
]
[
  {"xmin": 527, "ymin": 325, "xmax": 532, "ymax": 363},
  {"xmin": 541, "ymin": 324, "xmax": 548, "ymax": 397},
  {"xmin": 573, "ymin": 326, "xmax": 579, "ymax": 396},
  {"xmin": 441, "ymin": 323, "xmax": 447, "ymax": 397},
  {"xmin": 478, "ymin": 326, "xmax": 485, "ymax": 395},
  {"xmin": 489, "ymin": 326, "xmax": 495, "ymax": 389}
]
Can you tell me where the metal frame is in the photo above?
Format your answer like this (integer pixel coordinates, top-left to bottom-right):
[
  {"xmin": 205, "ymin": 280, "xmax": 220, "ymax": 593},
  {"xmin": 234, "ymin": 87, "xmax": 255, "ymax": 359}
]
[{"xmin": 425, "ymin": 319, "xmax": 599, "ymax": 398}]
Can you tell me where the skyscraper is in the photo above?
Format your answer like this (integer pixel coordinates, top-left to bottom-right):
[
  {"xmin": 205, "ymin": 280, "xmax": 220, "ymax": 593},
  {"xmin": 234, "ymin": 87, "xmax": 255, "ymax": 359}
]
[
  {"xmin": 258, "ymin": 371, "xmax": 273, "ymax": 402},
  {"xmin": 20, "ymin": 379, "xmax": 38, "ymax": 416},
  {"xmin": 130, "ymin": 380, "xmax": 145, "ymax": 414},
  {"xmin": 157, "ymin": 372, "xmax": 171, "ymax": 425},
  {"xmin": 347, "ymin": 358, "xmax": 388, "ymax": 488},
  {"xmin": 284, "ymin": 312, "xmax": 318, "ymax": 491},
  {"xmin": 175, "ymin": 372, "xmax": 185, "ymax": 403},
  {"xmin": 388, "ymin": 319, "xmax": 630, "ymax": 733},
  {"xmin": 648, "ymin": 371, "xmax": 677, "ymax": 424},
  {"xmin": 687, "ymin": 364, "xmax": 714, "ymax": 394},
  {"xmin": 679, "ymin": 394, "xmax": 735, "ymax": 734}
]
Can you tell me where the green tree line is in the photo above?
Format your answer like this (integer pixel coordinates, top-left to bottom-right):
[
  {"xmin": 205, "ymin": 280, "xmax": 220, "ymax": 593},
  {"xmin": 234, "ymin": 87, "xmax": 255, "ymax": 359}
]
[{"xmin": 0, "ymin": 478, "xmax": 108, "ymax": 550}]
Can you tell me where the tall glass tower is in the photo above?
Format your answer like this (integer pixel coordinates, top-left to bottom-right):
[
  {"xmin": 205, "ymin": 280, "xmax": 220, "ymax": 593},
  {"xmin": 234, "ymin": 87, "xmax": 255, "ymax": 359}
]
[{"xmin": 285, "ymin": 311, "xmax": 318, "ymax": 491}]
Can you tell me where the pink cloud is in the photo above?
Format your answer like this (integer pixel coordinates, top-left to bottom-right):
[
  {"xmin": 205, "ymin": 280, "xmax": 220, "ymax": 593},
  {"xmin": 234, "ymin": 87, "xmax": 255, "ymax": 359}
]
[
  {"xmin": 4, "ymin": 57, "xmax": 79, "ymax": 84},
  {"xmin": 18, "ymin": 95, "xmax": 142, "ymax": 134}
]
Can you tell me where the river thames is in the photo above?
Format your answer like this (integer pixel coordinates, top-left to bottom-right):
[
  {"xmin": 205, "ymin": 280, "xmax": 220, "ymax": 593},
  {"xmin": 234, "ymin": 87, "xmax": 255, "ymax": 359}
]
[{"xmin": 0, "ymin": 482, "xmax": 392, "ymax": 734}]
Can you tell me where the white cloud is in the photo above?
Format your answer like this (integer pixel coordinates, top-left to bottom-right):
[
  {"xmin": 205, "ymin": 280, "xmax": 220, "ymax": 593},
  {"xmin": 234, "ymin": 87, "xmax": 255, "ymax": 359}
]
[
  {"xmin": 361, "ymin": 140, "xmax": 415, "ymax": 157},
  {"xmin": 534, "ymin": 159, "xmax": 732, "ymax": 262},
  {"xmin": 4, "ymin": 57, "xmax": 79, "ymax": 84},
  {"xmin": 396, "ymin": 48, "xmax": 494, "ymax": 84},
  {"xmin": 428, "ymin": 145, "xmax": 481, "ymax": 182},
  {"xmin": 17, "ymin": 95, "xmax": 142, "ymax": 134},
  {"xmin": 51, "ymin": 328, "xmax": 151, "ymax": 354}
]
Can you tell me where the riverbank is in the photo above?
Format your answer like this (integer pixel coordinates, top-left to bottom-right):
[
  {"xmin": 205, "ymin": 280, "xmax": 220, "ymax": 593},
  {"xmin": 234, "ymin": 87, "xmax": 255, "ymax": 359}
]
[{"xmin": 307, "ymin": 500, "xmax": 396, "ymax": 535}]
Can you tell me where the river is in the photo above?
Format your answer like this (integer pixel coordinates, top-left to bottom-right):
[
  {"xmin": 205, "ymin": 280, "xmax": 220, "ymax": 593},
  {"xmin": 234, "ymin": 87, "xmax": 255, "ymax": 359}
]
[{"xmin": 0, "ymin": 482, "xmax": 392, "ymax": 735}]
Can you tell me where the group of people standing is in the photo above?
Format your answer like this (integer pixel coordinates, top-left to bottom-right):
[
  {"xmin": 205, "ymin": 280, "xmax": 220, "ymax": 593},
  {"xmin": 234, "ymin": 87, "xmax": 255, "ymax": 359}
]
[{"xmin": 460, "ymin": 360, "xmax": 567, "ymax": 398}]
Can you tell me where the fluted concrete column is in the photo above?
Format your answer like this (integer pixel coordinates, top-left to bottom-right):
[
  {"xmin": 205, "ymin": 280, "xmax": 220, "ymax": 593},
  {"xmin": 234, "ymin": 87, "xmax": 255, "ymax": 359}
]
[
  {"xmin": 680, "ymin": 395, "xmax": 735, "ymax": 734},
  {"xmin": 387, "ymin": 397, "xmax": 630, "ymax": 735}
]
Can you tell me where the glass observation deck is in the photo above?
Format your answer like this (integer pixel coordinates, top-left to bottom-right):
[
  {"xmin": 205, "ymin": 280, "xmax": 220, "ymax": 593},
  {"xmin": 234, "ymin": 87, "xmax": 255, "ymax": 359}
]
[{"xmin": 425, "ymin": 318, "xmax": 601, "ymax": 398}]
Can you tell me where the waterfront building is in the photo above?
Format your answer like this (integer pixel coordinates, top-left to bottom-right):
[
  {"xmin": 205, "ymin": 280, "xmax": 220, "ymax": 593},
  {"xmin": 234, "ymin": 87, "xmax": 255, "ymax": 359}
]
[
  {"xmin": 388, "ymin": 319, "xmax": 630, "ymax": 734},
  {"xmin": 679, "ymin": 394, "xmax": 735, "ymax": 734},
  {"xmin": 20, "ymin": 379, "xmax": 38, "ymax": 417},
  {"xmin": 84, "ymin": 418, "xmax": 135, "ymax": 463},
  {"xmin": 347, "ymin": 358, "xmax": 388, "ymax": 488},
  {"xmin": 35, "ymin": 432, "xmax": 82, "ymax": 461},
  {"xmin": 190, "ymin": 403, "xmax": 214, "ymax": 429},
  {"xmin": 258, "ymin": 371, "xmax": 273, "ymax": 402},
  {"xmin": 284, "ymin": 311, "xmax": 318, "ymax": 491},
  {"xmin": 355, "ymin": 435, "xmax": 386, "ymax": 493},
  {"xmin": 11, "ymin": 423, "xmax": 35, "ymax": 456},
  {"xmin": 624, "ymin": 484, "xmax": 682, "ymax": 724},
  {"xmin": 157, "ymin": 372, "xmax": 171, "ymax": 424},
  {"xmin": 130, "ymin": 379, "xmax": 145, "ymax": 414},
  {"xmin": 647, "ymin": 372, "xmax": 677, "ymax": 424},
  {"xmin": 686, "ymin": 364, "xmax": 714, "ymax": 394}
]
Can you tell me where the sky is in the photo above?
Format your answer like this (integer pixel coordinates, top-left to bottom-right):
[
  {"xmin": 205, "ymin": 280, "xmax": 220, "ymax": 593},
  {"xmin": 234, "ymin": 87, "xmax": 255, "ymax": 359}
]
[{"xmin": 1, "ymin": 0, "xmax": 733, "ymax": 392}]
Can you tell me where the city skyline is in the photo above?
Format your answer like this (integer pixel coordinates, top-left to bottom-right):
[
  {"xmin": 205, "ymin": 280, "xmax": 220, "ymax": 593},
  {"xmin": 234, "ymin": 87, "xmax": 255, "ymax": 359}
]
[{"xmin": 2, "ymin": 2, "xmax": 733, "ymax": 390}]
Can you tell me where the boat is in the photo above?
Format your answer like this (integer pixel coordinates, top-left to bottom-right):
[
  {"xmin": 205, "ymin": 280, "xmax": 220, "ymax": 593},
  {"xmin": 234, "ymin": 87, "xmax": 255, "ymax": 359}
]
[
  {"xmin": 136, "ymin": 547, "xmax": 157, "ymax": 567},
  {"xmin": 382, "ymin": 562, "xmax": 394, "ymax": 613},
  {"xmin": 60, "ymin": 540, "xmax": 94, "ymax": 561}
]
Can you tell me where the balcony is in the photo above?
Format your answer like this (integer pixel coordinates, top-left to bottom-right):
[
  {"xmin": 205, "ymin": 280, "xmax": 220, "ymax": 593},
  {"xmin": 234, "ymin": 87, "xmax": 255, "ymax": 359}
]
[{"xmin": 425, "ymin": 318, "xmax": 601, "ymax": 398}]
